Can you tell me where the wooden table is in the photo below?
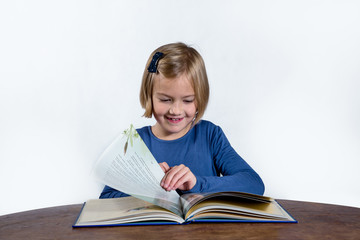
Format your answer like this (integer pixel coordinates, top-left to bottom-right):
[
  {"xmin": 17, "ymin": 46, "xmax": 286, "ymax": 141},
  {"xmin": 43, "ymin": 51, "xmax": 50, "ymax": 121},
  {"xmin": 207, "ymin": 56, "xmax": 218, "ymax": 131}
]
[{"xmin": 1, "ymin": 200, "xmax": 359, "ymax": 240}]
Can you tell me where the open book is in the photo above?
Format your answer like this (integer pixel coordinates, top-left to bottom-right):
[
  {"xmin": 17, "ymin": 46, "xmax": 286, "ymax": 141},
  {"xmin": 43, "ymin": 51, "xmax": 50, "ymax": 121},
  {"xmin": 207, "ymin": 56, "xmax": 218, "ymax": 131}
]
[{"xmin": 73, "ymin": 125, "xmax": 296, "ymax": 227}]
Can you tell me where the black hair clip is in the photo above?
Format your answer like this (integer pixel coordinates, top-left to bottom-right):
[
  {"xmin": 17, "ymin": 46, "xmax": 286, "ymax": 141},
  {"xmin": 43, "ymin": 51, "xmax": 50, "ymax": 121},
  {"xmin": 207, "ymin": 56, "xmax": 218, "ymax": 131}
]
[{"xmin": 147, "ymin": 52, "xmax": 164, "ymax": 73}]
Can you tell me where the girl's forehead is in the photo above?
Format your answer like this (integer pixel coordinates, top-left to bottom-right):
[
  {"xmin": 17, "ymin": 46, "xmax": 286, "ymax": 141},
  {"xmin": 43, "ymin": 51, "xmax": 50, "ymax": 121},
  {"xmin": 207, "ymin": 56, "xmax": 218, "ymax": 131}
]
[{"xmin": 153, "ymin": 74, "xmax": 195, "ymax": 95}]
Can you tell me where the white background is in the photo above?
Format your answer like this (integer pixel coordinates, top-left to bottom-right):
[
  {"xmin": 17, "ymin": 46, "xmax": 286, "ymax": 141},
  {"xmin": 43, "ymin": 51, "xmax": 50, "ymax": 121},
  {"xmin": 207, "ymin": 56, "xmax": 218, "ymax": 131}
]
[{"xmin": 1, "ymin": 0, "xmax": 359, "ymax": 216}]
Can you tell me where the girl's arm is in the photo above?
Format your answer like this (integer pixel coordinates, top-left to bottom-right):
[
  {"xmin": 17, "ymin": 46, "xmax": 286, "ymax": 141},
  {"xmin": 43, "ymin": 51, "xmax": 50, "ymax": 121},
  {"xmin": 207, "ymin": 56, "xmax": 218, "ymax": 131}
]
[
  {"xmin": 180, "ymin": 125, "xmax": 265, "ymax": 195},
  {"xmin": 184, "ymin": 168, "xmax": 264, "ymax": 195}
]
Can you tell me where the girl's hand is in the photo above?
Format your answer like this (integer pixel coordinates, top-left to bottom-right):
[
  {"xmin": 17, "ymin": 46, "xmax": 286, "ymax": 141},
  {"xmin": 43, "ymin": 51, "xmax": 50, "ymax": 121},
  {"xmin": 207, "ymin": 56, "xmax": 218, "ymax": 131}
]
[{"xmin": 159, "ymin": 162, "xmax": 197, "ymax": 191}]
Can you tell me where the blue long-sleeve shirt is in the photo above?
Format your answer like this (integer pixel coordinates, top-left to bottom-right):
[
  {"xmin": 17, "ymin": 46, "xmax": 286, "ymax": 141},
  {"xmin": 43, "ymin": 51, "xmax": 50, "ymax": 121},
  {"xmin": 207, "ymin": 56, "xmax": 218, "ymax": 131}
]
[{"xmin": 100, "ymin": 120, "xmax": 264, "ymax": 198}]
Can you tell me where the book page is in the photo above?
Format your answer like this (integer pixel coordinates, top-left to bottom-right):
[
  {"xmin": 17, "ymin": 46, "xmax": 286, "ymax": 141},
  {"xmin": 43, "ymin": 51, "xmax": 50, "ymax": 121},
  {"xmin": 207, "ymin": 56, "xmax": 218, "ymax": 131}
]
[
  {"xmin": 180, "ymin": 191, "xmax": 271, "ymax": 215},
  {"xmin": 93, "ymin": 125, "xmax": 182, "ymax": 216},
  {"xmin": 74, "ymin": 197, "xmax": 184, "ymax": 226},
  {"xmin": 181, "ymin": 192, "xmax": 295, "ymax": 222},
  {"xmin": 185, "ymin": 199, "xmax": 284, "ymax": 220}
]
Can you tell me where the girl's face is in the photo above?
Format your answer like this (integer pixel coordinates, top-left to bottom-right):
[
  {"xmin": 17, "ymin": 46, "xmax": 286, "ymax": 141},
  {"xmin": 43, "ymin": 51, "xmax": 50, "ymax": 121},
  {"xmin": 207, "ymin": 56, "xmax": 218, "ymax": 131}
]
[{"xmin": 151, "ymin": 73, "xmax": 197, "ymax": 140}]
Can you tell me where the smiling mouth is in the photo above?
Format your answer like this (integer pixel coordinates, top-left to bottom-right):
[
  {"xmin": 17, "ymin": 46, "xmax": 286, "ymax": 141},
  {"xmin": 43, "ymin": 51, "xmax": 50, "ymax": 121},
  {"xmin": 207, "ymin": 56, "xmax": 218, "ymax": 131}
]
[{"xmin": 166, "ymin": 117, "xmax": 184, "ymax": 123}]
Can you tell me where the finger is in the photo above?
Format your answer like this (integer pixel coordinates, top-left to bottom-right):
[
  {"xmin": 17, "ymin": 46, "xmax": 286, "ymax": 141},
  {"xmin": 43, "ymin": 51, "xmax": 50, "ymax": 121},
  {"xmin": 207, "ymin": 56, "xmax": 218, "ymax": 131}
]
[
  {"xmin": 176, "ymin": 173, "xmax": 196, "ymax": 190},
  {"xmin": 161, "ymin": 165, "xmax": 182, "ymax": 189},
  {"xmin": 170, "ymin": 166, "xmax": 197, "ymax": 190},
  {"xmin": 168, "ymin": 166, "xmax": 189, "ymax": 190},
  {"xmin": 163, "ymin": 165, "xmax": 189, "ymax": 191},
  {"xmin": 159, "ymin": 162, "xmax": 172, "ymax": 187},
  {"xmin": 159, "ymin": 162, "xmax": 170, "ymax": 173}
]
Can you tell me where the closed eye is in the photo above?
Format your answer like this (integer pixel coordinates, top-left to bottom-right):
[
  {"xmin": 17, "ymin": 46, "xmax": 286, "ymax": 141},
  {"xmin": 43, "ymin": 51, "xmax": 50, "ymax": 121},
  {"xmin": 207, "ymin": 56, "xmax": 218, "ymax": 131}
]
[{"xmin": 183, "ymin": 99, "xmax": 195, "ymax": 103}]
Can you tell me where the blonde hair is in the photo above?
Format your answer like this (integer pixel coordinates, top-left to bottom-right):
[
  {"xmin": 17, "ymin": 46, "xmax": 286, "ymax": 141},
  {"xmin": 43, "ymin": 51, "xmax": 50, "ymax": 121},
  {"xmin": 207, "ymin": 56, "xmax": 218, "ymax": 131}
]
[{"xmin": 140, "ymin": 42, "xmax": 209, "ymax": 125}]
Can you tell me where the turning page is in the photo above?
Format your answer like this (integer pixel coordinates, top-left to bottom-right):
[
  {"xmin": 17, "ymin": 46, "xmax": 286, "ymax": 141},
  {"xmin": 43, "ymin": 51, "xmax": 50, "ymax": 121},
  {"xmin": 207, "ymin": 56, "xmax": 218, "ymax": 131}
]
[{"xmin": 93, "ymin": 125, "xmax": 182, "ymax": 216}]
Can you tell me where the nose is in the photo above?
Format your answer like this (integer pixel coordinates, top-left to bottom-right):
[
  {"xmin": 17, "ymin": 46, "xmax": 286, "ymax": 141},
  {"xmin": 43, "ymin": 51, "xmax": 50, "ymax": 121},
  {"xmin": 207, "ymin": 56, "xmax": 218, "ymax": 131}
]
[{"xmin": 169, "ymin": 102, "xmax": 182, "ymax": 115}]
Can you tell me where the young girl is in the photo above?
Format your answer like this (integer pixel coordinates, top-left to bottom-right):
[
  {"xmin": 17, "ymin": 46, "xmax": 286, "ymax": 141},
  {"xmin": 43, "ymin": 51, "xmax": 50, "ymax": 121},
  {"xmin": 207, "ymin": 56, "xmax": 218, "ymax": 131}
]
[{"xmin": 100, "ymin": 42, "xmax": 264, "ymax": 198}]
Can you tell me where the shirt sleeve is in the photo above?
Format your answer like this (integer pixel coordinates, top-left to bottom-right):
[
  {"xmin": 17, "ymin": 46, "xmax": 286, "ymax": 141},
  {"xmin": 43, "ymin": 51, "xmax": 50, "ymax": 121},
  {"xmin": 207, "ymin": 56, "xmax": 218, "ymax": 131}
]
[
  {"xmin": 99, "ymin": 185, "xmax": 130, "ymax": 198},
  {"xmin": 182, "ymin": 125, "xmax": 265, "ymax": 195}
]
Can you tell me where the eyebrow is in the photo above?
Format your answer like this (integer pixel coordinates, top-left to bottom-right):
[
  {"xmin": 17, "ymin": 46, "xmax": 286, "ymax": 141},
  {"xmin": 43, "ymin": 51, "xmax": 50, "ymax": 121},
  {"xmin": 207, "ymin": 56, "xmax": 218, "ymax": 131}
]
[{"xmin": 155, "ymin": 93, "xmax": 195, "ymax": 99}]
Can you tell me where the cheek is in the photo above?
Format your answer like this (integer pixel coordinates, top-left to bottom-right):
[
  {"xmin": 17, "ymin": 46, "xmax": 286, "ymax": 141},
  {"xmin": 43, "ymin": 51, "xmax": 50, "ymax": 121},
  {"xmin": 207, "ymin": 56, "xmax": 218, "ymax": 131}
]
[
  {"xmin": 153, "ymin": 102, "xmax": 167, "ymax": 115},
  {"xmin": 186, "ymin": 103, "xmax": 197, "ymax": 115}
]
